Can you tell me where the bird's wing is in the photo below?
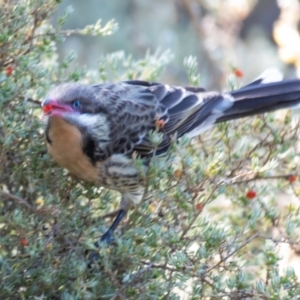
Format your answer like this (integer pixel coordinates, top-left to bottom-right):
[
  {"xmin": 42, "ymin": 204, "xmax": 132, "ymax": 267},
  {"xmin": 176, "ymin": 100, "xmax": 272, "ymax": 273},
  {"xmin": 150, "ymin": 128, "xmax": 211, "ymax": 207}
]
[
  {"xmin": 109, "ymin": 81, "xmax": 232, "ymax": 157},
  {"xmin": 98, "ymin": 74, "xmax": 300, "ymax": 158}
]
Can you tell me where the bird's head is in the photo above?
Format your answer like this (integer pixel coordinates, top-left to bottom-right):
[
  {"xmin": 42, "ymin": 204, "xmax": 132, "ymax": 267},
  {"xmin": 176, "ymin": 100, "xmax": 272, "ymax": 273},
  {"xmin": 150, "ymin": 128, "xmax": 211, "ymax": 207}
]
[
  {"xmin": 42, "ymin": 83, "xmax": 101, "ymax": 117},
  {"xmin": 42, "ymin": 83, "xmax": 111, "ymax": 141}
]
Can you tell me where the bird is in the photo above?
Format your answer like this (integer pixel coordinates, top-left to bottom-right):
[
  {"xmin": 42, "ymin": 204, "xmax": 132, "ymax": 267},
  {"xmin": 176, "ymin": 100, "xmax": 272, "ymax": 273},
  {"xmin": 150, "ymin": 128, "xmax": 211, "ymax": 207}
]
[{"xmin": 42, "ymin": 71, "xmax": 300, "ymax": 247}]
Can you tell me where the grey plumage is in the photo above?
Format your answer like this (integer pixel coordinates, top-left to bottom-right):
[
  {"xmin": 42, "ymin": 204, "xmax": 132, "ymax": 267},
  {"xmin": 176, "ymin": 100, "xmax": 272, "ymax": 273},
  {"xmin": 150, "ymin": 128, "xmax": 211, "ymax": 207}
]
[{"xmin": 43, "ymin": 73, "xmax": 300, "ymax": 245}]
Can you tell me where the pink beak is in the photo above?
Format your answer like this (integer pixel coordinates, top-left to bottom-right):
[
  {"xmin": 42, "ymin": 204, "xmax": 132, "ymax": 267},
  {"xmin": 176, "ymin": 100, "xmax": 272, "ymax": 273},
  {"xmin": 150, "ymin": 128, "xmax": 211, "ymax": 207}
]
[{"xmin": 42, "ymin": 99, "xmax": 74, "ymax": 115}]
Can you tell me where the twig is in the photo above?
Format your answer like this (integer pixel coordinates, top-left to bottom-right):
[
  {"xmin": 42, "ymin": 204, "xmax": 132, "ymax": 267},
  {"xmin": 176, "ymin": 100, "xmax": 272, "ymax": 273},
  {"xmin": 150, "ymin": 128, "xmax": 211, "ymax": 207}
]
[
  {"xmin": 221, "ymin": 173, "xmax": 296, "ymax": 186},
  {"xmin": 206, "ymin": 232, "xmax": 260, "ymax": 273},
  {"xmin": 179, "ymin": 184, "xmax": 218, "ymax": 241},
  {"xmin": 0, "ymin": 190, "xmax": 35, "ymax": 212},
  {"xmin": 25, "ymin": 97, "xmax": 42, "ymax": 105}
]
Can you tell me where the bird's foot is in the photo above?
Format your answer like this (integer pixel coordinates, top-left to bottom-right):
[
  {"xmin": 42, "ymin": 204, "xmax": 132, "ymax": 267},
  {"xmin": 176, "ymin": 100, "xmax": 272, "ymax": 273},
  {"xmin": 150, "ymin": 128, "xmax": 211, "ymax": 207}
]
[
  {"xmin": 100, "ymin": 230, "xmax": 115, "ymax": 244},
  {"xmin": 87, "ymin": 250, "xmax": 101, "ymax": 267},
  {"xmin": 87, "ymin": 230, "xmax": 115, "ymax": 267},
  {"xmin": 86, "ymin": 209, "xmax": 126, "ymax": 267}
]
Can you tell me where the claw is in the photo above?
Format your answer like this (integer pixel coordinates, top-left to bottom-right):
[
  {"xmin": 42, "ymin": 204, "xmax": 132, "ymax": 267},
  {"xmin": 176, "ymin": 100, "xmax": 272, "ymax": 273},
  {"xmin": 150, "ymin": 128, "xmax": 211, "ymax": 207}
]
[
  {"xmin": 100, "ymin": 230, "xmax": 115, "ymax": 244},
  {"xmin": 86, "ymin": 209, "xmax": 126, "ymax": 266},
  {"xmin": 87, "ymin": 251, "xmax": 100, "ymax": 268}
]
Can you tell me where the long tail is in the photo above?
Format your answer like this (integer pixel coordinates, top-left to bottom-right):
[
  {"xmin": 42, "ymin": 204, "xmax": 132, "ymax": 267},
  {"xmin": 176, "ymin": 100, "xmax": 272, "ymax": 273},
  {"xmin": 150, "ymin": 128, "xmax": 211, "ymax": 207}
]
[{"xmin": 217, "ymin": 79, "xmax": 300, "ymax": 123}]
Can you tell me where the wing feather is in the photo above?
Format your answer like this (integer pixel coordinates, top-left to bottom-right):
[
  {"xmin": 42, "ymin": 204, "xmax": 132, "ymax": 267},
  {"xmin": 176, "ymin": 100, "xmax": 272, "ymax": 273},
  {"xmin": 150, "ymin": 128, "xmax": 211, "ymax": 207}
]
[{"xmin": 105, "ymin": 80, "xmax": 229, "ymax": 157}]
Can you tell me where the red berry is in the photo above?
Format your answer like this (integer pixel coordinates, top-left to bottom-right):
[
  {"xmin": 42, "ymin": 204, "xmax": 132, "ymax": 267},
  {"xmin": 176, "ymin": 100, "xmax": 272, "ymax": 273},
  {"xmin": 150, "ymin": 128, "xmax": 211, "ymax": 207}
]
[
  {"xmin": 234, "ymin": 68, "xmax": 243, "ymax": 78},
  {"xmin": 6, "ymin": 66, "xmax": 13, "ymax": 76},
  {"xmin": 288, "ymin": 175, "xmax": 297, "ymax": 183},
  {"xmin": 196, "ymin": 203, "xmax": 204, "ymax": 212},
  {"xmin": 20, "ymin": 238, "xmax": 29, "ymax": 246},
  {"xmin": 246, "ymin": 190, "xmax": 256, "ymax": 199}
]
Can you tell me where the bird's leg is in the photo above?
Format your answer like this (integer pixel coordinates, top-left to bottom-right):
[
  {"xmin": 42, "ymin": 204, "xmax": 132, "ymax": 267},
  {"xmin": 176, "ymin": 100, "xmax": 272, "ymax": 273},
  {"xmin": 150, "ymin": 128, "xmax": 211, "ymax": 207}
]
[
  {"xmin": 94, "ymin": 193, "xmax": 134, "ymax": 247},
  {"xmin": 95, "ymin": 209, "xmax": 127, "ymax": 246},
  {"xmin": 88, "ymin": 209, "xmax": 127, "ymax": 266},
  {"xmin": 88, "ymin": 192, "xmax": 140, "ymax": 265}
]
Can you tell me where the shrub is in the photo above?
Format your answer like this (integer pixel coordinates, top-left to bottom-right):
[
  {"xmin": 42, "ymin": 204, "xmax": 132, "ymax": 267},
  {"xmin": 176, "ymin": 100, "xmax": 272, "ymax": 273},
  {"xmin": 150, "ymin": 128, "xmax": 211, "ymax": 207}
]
[{"xmin": 1, "ymin": 1, "xmax": 300, "ymax": 299}]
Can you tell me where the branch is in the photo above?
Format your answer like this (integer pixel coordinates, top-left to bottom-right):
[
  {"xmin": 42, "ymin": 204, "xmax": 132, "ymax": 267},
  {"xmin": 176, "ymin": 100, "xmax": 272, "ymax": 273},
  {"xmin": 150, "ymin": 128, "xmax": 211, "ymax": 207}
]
[
  {"xmin": 206, "ymin": 232, "xmax": 260, "ymax": 273},
  {"xmin": 25, "ymin": 97, "xmax": 42, "ymax": 105},
  {"xmin": 0, "ymin": 190, "xmax": 36, "ymax": 212}
]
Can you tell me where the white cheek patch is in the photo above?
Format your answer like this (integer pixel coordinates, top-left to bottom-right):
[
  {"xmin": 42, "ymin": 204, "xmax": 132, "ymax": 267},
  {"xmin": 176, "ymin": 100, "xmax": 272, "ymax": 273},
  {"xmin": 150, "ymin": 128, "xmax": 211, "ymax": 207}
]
[
  {"xmin": 77, "ymin": 114, "xmax": 106, "ymax": 128},
  {"xmin": 73, "ymin": 113, "xmax": 111, "ymax": 146}
]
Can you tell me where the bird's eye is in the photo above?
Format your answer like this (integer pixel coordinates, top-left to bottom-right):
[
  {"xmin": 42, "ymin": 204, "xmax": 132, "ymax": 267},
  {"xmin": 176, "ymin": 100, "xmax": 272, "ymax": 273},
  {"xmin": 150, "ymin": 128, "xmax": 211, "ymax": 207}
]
[{"xmin": 72, "ymin": 100, "xmax": 81, "ymax": 109}]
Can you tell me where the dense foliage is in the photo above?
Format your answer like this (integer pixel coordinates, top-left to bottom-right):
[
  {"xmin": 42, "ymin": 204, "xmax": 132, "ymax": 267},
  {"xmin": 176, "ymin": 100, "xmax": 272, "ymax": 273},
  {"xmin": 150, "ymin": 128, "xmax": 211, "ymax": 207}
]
[{"xmin": 1, "ymin": 1, "xmax": 300, "ymax": 299}]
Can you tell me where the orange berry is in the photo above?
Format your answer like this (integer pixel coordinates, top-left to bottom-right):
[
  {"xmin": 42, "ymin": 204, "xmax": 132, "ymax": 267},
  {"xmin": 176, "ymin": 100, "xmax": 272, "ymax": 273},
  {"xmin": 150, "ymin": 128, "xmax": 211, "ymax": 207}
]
[
  {"xmin": 156, "ymin": 119, "xmax": 165, "ymax": 129},
  {"xmin": 246, "ymin": 190, "xmax": 257, "ymax": 199},
  {"xmin": 288, "ymin": 175, "xmax": 297, "ymax": 183},
  {"xmin": 6, "ymin": 66, "xmax": 13, "ymax": 76}
]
